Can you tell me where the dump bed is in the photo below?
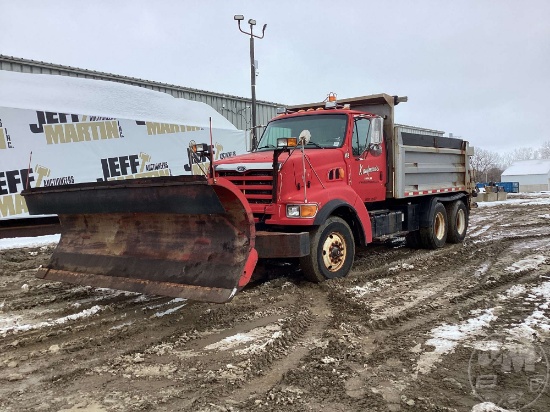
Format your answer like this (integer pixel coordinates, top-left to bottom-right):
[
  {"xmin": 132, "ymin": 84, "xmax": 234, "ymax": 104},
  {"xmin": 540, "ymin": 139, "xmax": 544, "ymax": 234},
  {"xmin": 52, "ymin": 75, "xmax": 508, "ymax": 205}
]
[{"xmin": 389, "ymin": 125, "xmax": 475, "ymax": 199}]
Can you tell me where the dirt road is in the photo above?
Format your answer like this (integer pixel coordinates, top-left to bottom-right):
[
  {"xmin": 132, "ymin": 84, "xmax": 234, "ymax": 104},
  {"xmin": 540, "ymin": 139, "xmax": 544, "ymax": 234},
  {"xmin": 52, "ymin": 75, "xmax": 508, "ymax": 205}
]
[{"xmin": 1, "ymin": 194, "xmax": 550, "ymax": 412}]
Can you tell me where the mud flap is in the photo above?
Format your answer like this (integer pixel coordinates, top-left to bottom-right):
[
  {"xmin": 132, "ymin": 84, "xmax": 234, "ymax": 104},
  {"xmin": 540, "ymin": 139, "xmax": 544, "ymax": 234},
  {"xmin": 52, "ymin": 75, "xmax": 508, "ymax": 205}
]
[{"xmin": 22, "ymin": 176, "xmax": 258, "ymax": 303}]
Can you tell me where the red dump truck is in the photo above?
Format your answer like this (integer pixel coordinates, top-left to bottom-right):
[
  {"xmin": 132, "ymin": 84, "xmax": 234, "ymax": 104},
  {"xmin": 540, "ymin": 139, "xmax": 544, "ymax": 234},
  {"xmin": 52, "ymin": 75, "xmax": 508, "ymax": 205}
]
[{"xmin": 22, "ymin": 94, "xmax": 476, "ymax": 303}]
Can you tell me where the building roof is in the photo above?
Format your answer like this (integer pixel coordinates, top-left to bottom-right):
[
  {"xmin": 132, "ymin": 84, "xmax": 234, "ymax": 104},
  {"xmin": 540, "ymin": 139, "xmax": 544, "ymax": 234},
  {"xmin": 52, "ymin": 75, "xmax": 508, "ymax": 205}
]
[
  {"xmin": 502, "ymin": 159, "xmax": 550, "ymax": 176},
  {"xmin": 0, "ymin": 54, "xmax": 281, "ymax": 106},
  {"xmin": 0, "ymin": 70, "xmax": 236, "ymax": 130}
]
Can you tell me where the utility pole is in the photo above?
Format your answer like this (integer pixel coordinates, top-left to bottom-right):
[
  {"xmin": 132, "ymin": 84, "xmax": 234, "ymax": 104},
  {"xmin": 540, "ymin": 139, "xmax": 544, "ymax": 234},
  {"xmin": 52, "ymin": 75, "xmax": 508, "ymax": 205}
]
[{"xmin": 234, "ymin": 15, "xmax": 266, "ymax": 151}]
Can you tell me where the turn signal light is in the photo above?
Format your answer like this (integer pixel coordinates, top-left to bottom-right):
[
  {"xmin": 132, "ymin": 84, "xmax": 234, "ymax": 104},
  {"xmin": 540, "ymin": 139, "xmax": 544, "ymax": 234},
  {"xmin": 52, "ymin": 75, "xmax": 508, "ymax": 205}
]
[
  {"xmin": 300, "ymin": 204, "xmax": 318, "ymax": 218},
  {"xmin": 286, "ymin": 204, "xmax": 318, "ymax": 218}
]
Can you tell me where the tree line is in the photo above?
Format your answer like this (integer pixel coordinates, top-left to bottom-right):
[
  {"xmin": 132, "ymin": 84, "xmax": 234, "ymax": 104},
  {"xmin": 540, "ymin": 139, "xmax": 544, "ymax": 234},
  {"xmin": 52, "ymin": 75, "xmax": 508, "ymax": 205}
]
[{"xmin": 471, "ymin": 141, "xmax": 550, "ymax": 182}]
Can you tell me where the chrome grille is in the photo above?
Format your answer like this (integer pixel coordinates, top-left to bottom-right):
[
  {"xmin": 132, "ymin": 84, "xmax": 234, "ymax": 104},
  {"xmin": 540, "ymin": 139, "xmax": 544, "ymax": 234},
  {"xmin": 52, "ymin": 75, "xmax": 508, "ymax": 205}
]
[{"xmin": 217, "ymin": 170, "xmax": 273, "ymax": 204}]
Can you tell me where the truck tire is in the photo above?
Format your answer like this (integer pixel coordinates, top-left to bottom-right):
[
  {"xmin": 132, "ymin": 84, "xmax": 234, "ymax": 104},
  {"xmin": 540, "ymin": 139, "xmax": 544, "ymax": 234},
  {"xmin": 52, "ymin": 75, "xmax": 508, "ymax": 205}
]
[
  {"xmin": 300, "ymin": 216, "xmax": 355, "ymax": 282},
  {"xmin": 420, "ymin": 202, "xmax": 447, "ymax": 249},
  {"xmin": 445, "ymin": 200, "xmax": 468, "ymax": 243}
]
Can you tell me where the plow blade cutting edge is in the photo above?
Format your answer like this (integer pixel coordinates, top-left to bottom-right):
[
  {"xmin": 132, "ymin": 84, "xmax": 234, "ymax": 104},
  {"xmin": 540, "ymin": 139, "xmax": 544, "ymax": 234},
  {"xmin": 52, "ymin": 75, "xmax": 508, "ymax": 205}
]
[{"xmin": 22, "ymin": 176, "xmax": 258, "ymax": 303}]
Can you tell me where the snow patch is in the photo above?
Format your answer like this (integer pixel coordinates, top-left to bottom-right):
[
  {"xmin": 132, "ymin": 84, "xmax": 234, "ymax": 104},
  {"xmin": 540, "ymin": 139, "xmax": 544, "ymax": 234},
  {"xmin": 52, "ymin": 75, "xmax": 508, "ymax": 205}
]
[
  {"xmin": 110, "ymin": 321, "xmax": 135, "ymax": 330},
  {"xmin": 415, "ymin": 308, "xmax": 497, "ymax": 375},
  {"xmin": 505, "ymin": 255, "xmax": 546, "ymax": 274},
  {"xmin": 347, "ymin": 278, "xmax": 391, "ymax": 298},
  {"xmin": 478, "ymin": 195, "xmax": 550, "ymax": 208},
  {"xmin": 471, "ymin": 402, "xmax": 511, "ymax": 412},
  {"xmin": 498, "ymin": 284, "xmax": 527, "ymax": 300},
  {"xmin": 145, "ymin": 297, "xmax": 185, "ymax": 311},
  {"xmin": 469, "ymin": 225, "xmax": 492, "ymax": 238},
  {"xmin": 0, "ymin": 234, "xmax": 60, "ymax": 250},
  {"xmin": 474, "ymin": 262, "xmax": 491, "ymax": 278},
  {"xmin": 154, "ymin": 303, "xmax": 186, "ymax": 318},
  {"xmin": 0, "ymin": 305, "xmax": 103, "ymax": 336},
  {"xmin": 388, "ymin": 263, "xmax": 414, "ymax": 272},
  {"xmin": 204, "ymin": 324, "xmax": 282, "ymax": 354},
  {"xmin": 506, "ymin": 281, "xmax": 550, "ymax": 341}
]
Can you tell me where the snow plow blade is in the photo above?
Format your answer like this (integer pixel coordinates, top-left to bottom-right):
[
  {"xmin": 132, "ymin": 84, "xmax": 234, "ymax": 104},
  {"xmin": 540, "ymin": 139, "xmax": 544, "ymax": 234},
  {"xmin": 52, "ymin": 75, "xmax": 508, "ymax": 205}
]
[{"xmin": 22, "ymin": 176, "xmax": 258, "ymax": 303}]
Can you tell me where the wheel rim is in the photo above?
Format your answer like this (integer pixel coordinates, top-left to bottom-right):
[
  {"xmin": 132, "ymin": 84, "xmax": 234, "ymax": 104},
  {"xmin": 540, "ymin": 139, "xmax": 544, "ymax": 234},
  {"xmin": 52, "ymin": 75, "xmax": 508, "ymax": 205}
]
[
  {"xmin": 456, "ymin": 208, "xmax": 466, "ymax": 234},
  {"xmin": 321, "ymin": 231, "xmax": 346, "ymax": 272},
  {"xmin": 434, "ymin": 212, "xmax": 446, "ymax": 240}
]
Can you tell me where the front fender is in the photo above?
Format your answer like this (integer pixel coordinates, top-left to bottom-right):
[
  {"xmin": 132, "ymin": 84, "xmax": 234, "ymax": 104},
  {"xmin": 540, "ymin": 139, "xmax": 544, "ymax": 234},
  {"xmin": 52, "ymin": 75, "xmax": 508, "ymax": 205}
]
[{"xmin": 314, "ymin": 195, "xmax": 372, "ymax": 245}]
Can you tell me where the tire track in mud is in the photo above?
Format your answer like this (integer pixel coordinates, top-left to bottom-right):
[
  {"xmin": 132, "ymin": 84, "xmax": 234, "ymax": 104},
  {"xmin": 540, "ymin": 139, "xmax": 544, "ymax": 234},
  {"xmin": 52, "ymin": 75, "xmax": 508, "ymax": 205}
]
[
  {"xmin": 225, "ymin": 287, "xmax": 332, "ymax": 406},
  {"xmin": 331, "ymin": 235, "xmax": 547, "ymax": 337},
  {"xmin": 323, "ymin": 223, "xmax": 550, "ymax": 410},
  {"xmin": 0, "ymin": 295, "xmax": 205, "ymax": 410},
  {"xmin": 1, "ymin": 271, "xmax": 312, "ymax": 411}
]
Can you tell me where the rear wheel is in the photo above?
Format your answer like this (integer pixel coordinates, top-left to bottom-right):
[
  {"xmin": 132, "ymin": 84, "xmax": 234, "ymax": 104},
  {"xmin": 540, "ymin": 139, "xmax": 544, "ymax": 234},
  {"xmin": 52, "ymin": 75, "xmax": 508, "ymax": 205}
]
[
  {"xmin": 300, "ymin": 216, "xmax": 355, "ymax": 282},
  {"xmin": 420, "ymin": 202, "xmax": 447, "ymax": 249},
  {"xmin": 445, "ymin": 200, "xmax": 468, "ymax": 243}
]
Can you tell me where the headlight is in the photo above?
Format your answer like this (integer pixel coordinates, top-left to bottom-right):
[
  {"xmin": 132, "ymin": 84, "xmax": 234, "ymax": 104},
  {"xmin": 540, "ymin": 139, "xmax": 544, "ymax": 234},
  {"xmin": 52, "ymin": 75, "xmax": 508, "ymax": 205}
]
[{"xmin": 286, "ymin": 204, "xmax": 318, "ymax": 218}]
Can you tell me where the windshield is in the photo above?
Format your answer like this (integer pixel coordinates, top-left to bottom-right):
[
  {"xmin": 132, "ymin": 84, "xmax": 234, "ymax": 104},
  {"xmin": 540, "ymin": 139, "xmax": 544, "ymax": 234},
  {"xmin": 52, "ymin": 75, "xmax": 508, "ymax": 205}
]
[{"xmin": 257, "ymin": 114, "xmax": 348, "ymax": 150}]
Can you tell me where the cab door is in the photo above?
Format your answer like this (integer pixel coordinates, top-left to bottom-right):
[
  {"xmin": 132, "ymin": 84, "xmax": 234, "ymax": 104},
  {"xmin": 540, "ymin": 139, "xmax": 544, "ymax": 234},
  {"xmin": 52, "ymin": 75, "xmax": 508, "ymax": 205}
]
[{"xmin": 348, "ymin": 116, "xmax": 386, "ymax": 202}]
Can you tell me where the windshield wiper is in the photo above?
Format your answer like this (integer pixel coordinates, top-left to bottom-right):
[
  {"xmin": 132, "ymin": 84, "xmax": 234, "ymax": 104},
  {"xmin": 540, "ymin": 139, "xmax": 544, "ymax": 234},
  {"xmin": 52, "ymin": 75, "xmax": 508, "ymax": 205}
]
[
  {"xmin": 256, "ymin": 144, "xmax": 276, "ymax": 150},
  {"xmin": 305, "ymin": 141, "xmax": 324, "ymax": 148}
]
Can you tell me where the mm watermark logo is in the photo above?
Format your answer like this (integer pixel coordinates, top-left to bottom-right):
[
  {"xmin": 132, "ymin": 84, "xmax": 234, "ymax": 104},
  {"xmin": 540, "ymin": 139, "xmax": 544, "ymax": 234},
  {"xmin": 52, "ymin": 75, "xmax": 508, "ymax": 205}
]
[{"xmin": 469, "ymin": 336, "xmax": 549, "ymax": 409}]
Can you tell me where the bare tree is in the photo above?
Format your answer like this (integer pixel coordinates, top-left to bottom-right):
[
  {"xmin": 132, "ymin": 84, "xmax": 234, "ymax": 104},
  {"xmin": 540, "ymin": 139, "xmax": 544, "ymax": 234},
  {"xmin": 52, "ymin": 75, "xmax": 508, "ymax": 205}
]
[
  {"xmin": 539, "ymin": 140, "xmax": 550, "ymax": 159},
  {"xmin": 486, "ymin": 166, "xmax": 504, "ymax": 182},
  {"xmin": 512, "ymin": 147, "xmax": 538, "ymax": 161},
  {"xmin": 500, "ymin": 146, "xmax": 538, "ymax": 169},
  {"xmin": 471, "ymin": 148, "xmax": 500, "ymax": 182}
]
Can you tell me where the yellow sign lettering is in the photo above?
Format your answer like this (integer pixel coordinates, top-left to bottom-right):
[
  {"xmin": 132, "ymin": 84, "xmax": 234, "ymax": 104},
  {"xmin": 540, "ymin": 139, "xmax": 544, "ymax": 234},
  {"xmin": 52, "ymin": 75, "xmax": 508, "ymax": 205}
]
[
  {"xmin": 14, "ymin": 194, "xmax": 27, "ymax": 215},
  {"xmin": 64, "ymin": 124, "xmax": 79, "ymax": 143},
  {"xmin": 146, "ymin": 122, "xmax": 161, "ymax": 135},
  {"xmin": 144, "ymin": 122, "xmax": 199, "ymax": 136},
  {"xmin": 44, "ymin": 124, "xmax": 66, "ymax": 144},
  {"xmin": 0, "ymin": 194, "xmax": 15, "ymax": 217},
  {"xmin": 0, "ymin": 194, "xmax": 29, "ymax": 217},
  {"xmin": 76, "ymin": 123, "xmax": 91, "ymax": 141},
  {"xmin": 89, "ymin": 123, "xmax": 100, "ymax": 140},
  {"xmin": 0, "ymin": 128, "xmax": 5, "ymax": 149},
  {"xmin": 104, "ymin": 121, "xmax": 120, "ymax": 139}
]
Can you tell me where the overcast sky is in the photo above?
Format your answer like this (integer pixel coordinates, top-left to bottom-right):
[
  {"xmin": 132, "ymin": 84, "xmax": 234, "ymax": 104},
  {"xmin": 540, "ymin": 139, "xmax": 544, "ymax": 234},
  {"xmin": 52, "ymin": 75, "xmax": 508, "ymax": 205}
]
[{"xmin": 1, "ymin": 0, "xmax": 549, "ymax": 153}]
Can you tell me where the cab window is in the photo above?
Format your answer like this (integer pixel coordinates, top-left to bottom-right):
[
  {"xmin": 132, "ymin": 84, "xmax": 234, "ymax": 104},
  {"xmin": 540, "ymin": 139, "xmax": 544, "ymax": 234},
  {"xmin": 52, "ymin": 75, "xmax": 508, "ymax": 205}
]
[{"xmin": 352, "ymin": 118, "xmax": 371, "ymax": 156}]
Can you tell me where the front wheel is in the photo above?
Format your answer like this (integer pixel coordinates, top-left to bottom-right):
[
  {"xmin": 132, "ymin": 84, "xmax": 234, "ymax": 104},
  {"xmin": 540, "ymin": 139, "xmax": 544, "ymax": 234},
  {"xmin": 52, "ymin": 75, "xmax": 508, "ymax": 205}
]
[{"xmin": 300, "ymin": 216, "xmax": 355, "ymax": 282}]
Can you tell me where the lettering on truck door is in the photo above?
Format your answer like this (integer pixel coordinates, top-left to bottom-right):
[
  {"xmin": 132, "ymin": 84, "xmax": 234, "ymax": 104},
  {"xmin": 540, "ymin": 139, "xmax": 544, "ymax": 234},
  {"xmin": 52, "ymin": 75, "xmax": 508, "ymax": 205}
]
[{"xmin": 348, "ymin": 116, "xmax": 386, "ymax": 202}]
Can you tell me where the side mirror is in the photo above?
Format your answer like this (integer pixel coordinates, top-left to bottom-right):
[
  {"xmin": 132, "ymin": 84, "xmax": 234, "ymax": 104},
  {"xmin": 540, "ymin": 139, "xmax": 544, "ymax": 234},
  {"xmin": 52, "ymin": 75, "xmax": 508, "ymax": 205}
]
[
  {"xmin": 367, "ymin": 117, "xmax": 383, "ymax": 156},
  {"xmin": 368, "ymin": 143, "xmax": 382, "ymax": 157},
  {"xmin": 371, "ymin": 117, "xmax": 383, "ymax": 145}
]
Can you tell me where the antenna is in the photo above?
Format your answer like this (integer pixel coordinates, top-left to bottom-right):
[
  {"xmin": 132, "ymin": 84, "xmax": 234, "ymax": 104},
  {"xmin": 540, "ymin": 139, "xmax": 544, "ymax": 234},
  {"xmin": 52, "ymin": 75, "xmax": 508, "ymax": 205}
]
[{"xmin": 26, "ymin": 151, "xmax": 33, "ymax": 189}]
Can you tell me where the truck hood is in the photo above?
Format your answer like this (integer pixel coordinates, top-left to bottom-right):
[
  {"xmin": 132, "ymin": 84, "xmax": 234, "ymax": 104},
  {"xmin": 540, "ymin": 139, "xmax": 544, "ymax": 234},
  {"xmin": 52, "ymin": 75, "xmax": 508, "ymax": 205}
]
[
  {"xmin": 214, "ymin": 151, "xmax": 277, "ymax": 172},
  {"xmin": 214, "ymin": 149, "xmax": 345, "ymax": 172}
]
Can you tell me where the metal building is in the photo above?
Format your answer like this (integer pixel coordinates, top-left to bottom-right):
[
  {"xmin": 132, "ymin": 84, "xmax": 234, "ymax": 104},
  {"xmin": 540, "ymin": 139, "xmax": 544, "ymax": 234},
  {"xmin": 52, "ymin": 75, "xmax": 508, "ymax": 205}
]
[
  {"xmin": 502, "ymin": 159, "xmax": 550, "ymax": 192},
  {"xmin": 0, "ymin": 54, "xmax": 280, "ymax": 131}
]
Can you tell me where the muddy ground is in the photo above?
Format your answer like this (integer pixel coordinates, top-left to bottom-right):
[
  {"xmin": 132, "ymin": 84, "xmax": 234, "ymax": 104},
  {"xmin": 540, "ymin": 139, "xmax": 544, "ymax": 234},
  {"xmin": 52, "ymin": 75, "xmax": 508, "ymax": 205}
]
[{"xmin": 1, "ymin": 194, "xmax": 550, "ymax": 412}]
